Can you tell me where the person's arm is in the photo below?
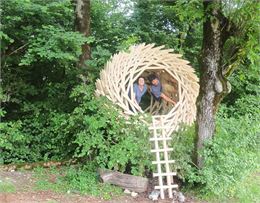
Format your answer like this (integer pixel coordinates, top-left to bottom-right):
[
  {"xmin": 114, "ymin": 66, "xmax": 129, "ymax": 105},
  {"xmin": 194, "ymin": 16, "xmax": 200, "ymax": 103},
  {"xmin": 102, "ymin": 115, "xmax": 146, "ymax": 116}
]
[{"xmin": 160, "ymin": 93, "xmax": 176, "ymax": 105}]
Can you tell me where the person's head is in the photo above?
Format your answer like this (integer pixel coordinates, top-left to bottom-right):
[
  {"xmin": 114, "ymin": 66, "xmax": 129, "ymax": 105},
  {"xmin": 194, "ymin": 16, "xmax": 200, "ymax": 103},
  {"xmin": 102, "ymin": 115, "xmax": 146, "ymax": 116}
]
[
  {"xmin": 148, "ymin": 74, "xmax": 159, "ymax": 86},
  {"xmin": 137, "ymin": 77, "xmax": 145, "ymax": 86}
]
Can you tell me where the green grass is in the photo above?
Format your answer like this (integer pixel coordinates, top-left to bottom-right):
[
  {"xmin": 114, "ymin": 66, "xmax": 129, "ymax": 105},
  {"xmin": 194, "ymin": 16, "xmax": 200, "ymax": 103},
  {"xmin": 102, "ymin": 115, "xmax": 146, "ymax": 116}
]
[
  {"xmin": 231, "ymin": 171, "xmax": 260, "ymax": 203},
  {"xmin": 0, "ymin": 181, "xmax": 16, "ymax": 193},
  {"xmin": 185, "ymin": 170, "xmax": 260, "ymax": 203},
  {"xmin": 33, "ymin": 164, "xmax": 122, "ymax": 200}
]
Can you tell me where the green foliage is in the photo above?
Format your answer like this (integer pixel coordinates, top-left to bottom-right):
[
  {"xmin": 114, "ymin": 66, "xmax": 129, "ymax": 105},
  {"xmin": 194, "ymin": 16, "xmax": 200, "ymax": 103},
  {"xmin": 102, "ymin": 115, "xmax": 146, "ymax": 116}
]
[
  {"xmin": 170, "ymin": 124, "xmax": 197, "ymax": 182},
  {"xmin": 0, "ymin": 114, "xmax": 31, "ymax": 164},
  {"xmin": 1, "ymin": 0, "xmax": 85, "ymax": 121},
  {"xmin": 1, "ymin": 2, "xmax": 259, "ymax": 201},
  {"xmin": 1, "ymin": 81, "xmax": 152, "ymax": 175},
  {"xmin": 68, "ymin": 84, "xmax": 152, "ymax": 176},
  {"xmin": 129, "ymin": 0, "xmax": 203, "ymax": 68},
  {"xmin": 197, "ymin": 116, "xmax": 259, "ymax": 197},
  {"xmin": 223, "ymin": 0, "xmax": 260, "ymax": 70},
  {"xmin": 231, "ymin": 171, "xmax": 260, "ymax": 203},
  {"xmin": 85, "ymin": 45, "xmax": 112, "ymax": 80},
  {"xmin": 171, "ymin": 115, "xmax": 259, "ymax": 198},
  {"xmin": 0, "ymin": 109, "xmax": 75, "ymax": 164},
  {"xmin": 33, "ymin": 164, "xmax": 122, "ymax": 200},
  {"xmin": 221, "ymin": 95, "xmax": 260, "ymax": 120},
  {"xmin": 19, "ymin": 25, "xmax": 87, "ymax": 66}
]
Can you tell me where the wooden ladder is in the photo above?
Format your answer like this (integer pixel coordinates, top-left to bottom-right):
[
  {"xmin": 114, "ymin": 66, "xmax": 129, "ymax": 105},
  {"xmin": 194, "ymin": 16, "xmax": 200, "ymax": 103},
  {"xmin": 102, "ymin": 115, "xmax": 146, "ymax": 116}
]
[{"xmin": 149, "ymin": 116, "xmax": 178, "ymax": 199}]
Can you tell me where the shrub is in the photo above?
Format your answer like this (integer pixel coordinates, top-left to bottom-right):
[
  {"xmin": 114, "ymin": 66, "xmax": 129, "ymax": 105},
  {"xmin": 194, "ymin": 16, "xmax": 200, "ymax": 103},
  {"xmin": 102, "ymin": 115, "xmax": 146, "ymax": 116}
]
[
  {"xmin": 0, "ymin": 118, "xmax": 31, "ymax": 164},
  {"xmin": 170, "ymin": 124, "xmax": 197, "ymax": 183},
  {"xmin": 68, "ymin": 84, "xmax": 153, "ymax": 176},
  {"xmin": 220, "ymin": 94, "xmax": 260, "ymax": 120},
  {"xmin": 170, "ymin": 114, "xmax": 260, "ymax": 198},
  {"xmin": 0, "ymin": 82, "xmax": 153, "ymax": 177},
  {"xmin": 198, "ymin": 115, "xmax": 259, "ymax": 197}
]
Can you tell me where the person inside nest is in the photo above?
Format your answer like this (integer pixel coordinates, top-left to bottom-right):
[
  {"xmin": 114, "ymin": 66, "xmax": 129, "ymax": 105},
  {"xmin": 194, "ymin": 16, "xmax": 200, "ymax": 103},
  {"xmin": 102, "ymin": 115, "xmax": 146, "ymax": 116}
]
[
  {"xmin": 132, "ymin": 76, "xmax": 147, "ymax": 105},
  {"xmin": 148, "ymin": 74, "xmax": 177, "ymax": 106}
]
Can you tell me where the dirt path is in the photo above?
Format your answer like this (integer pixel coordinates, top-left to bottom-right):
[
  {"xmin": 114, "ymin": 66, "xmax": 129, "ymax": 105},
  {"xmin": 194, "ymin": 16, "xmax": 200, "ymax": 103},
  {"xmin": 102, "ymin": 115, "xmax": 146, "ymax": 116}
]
[{"xmin": 0, "ymin": 170, "xmax": 203, "ymax": 203}]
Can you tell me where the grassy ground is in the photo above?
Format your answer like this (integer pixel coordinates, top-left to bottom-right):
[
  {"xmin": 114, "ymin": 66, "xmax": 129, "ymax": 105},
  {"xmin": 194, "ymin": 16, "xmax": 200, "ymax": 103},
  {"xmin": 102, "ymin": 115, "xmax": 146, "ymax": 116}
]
[
  {"xmin": 230, "ymin": 171, "xmax": 260, "ymax": 203},
  {"xmin": 33, "ymin": 165, "xmax": 122, "ymax": 200},
  {"xmin": 0, "ymin": 181, "xmax": 16, "ymax": 193},
  {"xmin": 188, "ymin": 170, "xmax": 260, "ymax": 203},
  {"xmin": 0, "ymin": 165, "xmax": 259, "ymax": 203}
]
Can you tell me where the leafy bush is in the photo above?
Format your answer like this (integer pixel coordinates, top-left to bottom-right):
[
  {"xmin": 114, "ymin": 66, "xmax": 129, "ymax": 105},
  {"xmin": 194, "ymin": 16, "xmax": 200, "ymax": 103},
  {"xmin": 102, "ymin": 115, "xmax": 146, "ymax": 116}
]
[
  {"xmin": 0, "ymin": 107, "xmax": 75, "ymax": 164},
  {"xmin": 67, "ymin": 84, "xmax": 153, "ymax": 176},
  {"xmin": 170, "ymin": 124, "xmax": 197, "ymax": 182},
  {"xmin": 221, "ymin": 95, "xmax": 260, "ymax": 120},
  {"xmin": 197, "ymin": 115, "xmax": 259, "ymax": 197},
  {"xmin": 0, "ymin": 118, "xmax": 31, "ymax": 164},
  {"xmin": 171, "ymin": 114, "xmax": 260, "ymax": 198},
  {"xmin": 1, "ymin": 80, "xmax": 153, "ymax": 177}
]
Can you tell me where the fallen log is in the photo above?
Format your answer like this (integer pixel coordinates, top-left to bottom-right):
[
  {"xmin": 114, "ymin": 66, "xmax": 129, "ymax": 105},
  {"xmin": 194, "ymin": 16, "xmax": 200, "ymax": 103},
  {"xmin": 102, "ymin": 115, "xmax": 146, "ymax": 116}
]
[{"xmin": 98, "ymin": 168, "xmax": 149, "ymax": 193}]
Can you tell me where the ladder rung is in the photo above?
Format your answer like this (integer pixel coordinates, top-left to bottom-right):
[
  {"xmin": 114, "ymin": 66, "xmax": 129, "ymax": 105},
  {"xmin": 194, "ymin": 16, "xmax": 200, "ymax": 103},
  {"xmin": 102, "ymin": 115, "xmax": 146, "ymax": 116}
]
[
  {"xmin": 151, "ymin": 148, "xmax": 173, "ymax": 153},
  {"xmin": 155, "ymin": 184, "xmax": 178, "ymax": 189},
  {"xmin": 152, "ymin": 160, "xmax": 175, "ymax": 164},
  {"xmin": 149, "ymin": 126, "xmax": 172, "ymax": 130},
  {"xmin": 149, "ymin": 137, "xmax": 172, "ymax": 141},
  {"xmin": 153, "ymin": 172, "xmax": 177, "ymax": 177}
]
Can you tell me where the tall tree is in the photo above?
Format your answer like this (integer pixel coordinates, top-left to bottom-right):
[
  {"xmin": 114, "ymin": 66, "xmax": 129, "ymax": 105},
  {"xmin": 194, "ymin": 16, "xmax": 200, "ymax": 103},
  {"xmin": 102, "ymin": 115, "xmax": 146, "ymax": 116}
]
[
  {"xmin": 195, "ymin": 0, "xmax": 259, "ymax": 168},
  {"xmin": 75, "ymin": 0, "xmax": 91, "ymax": 68}
]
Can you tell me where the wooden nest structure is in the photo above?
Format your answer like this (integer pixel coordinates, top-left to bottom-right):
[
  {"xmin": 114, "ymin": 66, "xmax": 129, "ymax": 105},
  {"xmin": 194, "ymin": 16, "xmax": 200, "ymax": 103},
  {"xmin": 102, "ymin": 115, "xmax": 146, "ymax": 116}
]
[
  {"xmin": 95, "ymin": 44, "xmax": 199, "ymax": 135},
  {"xmin": 95, "ymin": 44, "xmax": 199, "ymax": 199}
]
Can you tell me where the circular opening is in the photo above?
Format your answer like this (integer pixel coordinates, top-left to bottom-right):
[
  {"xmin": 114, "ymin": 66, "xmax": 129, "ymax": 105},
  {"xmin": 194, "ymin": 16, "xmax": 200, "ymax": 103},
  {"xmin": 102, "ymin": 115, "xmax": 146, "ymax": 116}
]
[
  {"xmin": 129, "ymin": 69, "xmax": 179, "ymax": 115},
  {"xmin": 95, "ymin": 44, "xmax": 199, "ymax": 133}
]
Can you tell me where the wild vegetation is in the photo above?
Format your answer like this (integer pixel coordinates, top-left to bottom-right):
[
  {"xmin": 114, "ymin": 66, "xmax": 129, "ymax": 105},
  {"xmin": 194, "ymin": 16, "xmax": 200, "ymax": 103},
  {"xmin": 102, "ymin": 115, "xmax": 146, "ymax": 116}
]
[{"xmin": 1, "ymin": 0, "xmax": 259, "ymax": 202}]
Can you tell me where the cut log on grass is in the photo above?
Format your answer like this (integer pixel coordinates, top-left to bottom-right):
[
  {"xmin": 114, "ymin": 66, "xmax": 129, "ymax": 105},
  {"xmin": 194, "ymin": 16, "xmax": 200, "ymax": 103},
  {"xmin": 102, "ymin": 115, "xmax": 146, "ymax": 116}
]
[{"xmin": 98, "ymin": 168, "xmax": 149, "ymax": 193}]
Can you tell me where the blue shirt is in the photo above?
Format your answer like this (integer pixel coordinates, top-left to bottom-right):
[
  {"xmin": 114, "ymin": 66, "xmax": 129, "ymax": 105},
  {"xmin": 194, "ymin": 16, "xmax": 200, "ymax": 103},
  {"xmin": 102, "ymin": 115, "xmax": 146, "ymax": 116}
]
[
  {"xmin": 133, "ymin": 83, "xmax": 147, "ymax": 104},
  {"xmin": 151, "ymin": 80, "xmax": 162, "ymax": 99}
]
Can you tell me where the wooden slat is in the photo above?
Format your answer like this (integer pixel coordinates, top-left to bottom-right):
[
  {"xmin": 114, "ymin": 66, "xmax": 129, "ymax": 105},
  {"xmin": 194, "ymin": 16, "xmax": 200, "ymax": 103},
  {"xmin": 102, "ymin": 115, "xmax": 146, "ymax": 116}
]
[
  {"xmin": 149, "ymin": 137, "xmax": 172, "ymax": 141},
  {"xmin": 155, "ymin": 184, "xmax": 178, "ymax": 189},
  {"xmin": 152, "ymin": 160, "xmax": 175, "ymax": 164},
  {"xmin": 153, "ymin": 172, "xmax": 177, "ymax": 177},
  {"xmin": 151, "ymin": 148, "xmax": 173, "ymax": 153}
]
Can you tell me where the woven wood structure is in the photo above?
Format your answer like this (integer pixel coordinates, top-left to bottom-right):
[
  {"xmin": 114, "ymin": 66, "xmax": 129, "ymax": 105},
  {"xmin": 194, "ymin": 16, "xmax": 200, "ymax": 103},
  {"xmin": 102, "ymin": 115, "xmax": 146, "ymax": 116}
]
[{"xmin": 95, "ymin": 44, "xmax": 199, "ymax": 199}]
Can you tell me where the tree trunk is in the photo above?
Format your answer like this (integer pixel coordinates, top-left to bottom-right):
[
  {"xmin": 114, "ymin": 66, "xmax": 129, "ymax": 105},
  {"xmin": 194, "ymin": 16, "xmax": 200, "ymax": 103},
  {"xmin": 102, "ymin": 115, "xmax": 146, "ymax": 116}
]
[
  {"xmin": 75, "ymin": 0, "xmax": 91, "ymax": 68},
  {"xmin": 195, "ymin": 0, "xmax": 231, "ymax": 168}
]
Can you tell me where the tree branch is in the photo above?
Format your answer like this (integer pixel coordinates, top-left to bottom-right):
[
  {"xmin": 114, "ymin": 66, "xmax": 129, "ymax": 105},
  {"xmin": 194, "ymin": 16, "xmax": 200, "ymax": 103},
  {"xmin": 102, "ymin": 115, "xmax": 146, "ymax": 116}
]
[{"xmin": 7, "ymin": 43, "xmax": 29, "ymax": 57}]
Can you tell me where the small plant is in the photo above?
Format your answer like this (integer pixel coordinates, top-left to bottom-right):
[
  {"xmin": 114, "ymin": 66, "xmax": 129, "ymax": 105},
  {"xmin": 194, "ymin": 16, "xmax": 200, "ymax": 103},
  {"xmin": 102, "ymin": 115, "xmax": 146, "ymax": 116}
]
[{"xmin": 0, "ymin": 181, "xmax": 16, "ymax": 193}]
